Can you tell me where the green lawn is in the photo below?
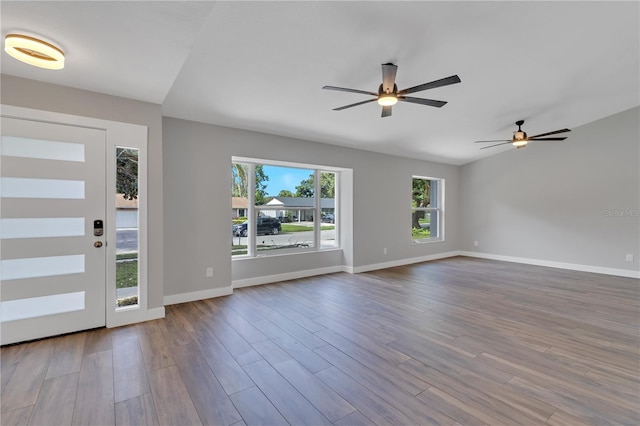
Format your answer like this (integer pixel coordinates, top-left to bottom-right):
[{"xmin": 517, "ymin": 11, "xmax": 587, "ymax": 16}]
[
  {"xmin": 117, "ymin": 252, "xmax": 138, "ymax": 261},
  {"xmin": 231, "ymin": 224, "xmax": 334, "ymax": 256},
  {"xmin": 412, "ymin": 228, "xmax": 431, "ymax": 239},
  {"xmin": 232, "ymin": 241, "xmax": 318, "ymax": 256},
  {"xmin": 232, "ymin": 245, "xmax": 247, "ymax": 256},
  {"xmin": 413, "ymin": 216, "xmax": 431, "ymax": 238},
  {"xmin": 281, "ymin": 224, "xmax": 334, "ymax": 233},
  {"xmin": 116, "ymin": 259, "xmax": 138, "ymax": 288}
]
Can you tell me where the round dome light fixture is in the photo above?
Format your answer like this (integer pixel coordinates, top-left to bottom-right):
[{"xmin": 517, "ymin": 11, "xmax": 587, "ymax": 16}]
[
  {"xmin": 4, "ymin": 34, "xmax": 65, "ymax": 70},
  {"xmin": 377, "ymin": 93, "xmax": 398, "ymax": 106}
]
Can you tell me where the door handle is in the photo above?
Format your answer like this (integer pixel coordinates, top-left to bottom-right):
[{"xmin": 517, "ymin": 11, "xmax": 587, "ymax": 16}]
[{"xmin": 94, "ymin": 241, "xmax": 103, "ymax": 248}]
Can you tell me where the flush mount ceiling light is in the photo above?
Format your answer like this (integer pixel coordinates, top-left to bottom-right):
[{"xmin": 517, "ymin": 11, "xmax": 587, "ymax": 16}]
[
  {"xmin": 377, "ymin": 92, "xmax": 398, "ymax": 107},
  {"xmin": 4, "ymin": 34, "xmax": 65, "ymax": 70}
]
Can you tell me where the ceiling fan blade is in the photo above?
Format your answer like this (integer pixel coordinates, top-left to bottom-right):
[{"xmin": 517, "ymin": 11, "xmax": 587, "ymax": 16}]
[
  {"xmin": 474, "ymin": 140, "xmax": 511, "ymax": 143},
  {"xmin": 529, "ymin": 137, "xmax": 567, "ymax": 141},
  {"xmin": 398, "ymin": 75, "xmax": 461, "ymax": 95},
  {"xmin": 381, "ymin": 63, "xmax": 398, "ymax": 93},
  {"xmin": 381, "ymin": 105, "xmax": 392, "ymax": 118},
  {"xmin": 323, "ymin": 86, "xmax": 377, "ymax": 96},
  {"xmin": 527, "ymin": 128, "xmax": 571, "ymax": 139},
  {"xmin": 399, "ymin": 96, "xmax": 447, "ymax": 108},
  {"xmin": 480, "ymin": 142, "xmax": 512, "ymax": 150},
  {"xmin": 332, "ymin": 98, "xmax": 377, "ymax": 111}
]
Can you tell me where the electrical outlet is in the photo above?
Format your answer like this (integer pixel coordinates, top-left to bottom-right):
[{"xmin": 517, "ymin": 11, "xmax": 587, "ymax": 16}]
[
  {"xmin": 206, "ymin": 267, "xmax": 213, "ymax": 277},
  {"xmin": 626, "ymin": 254, "xmax": 634, "ymax": 262},
  {"xmin": 474, "ymin": 240, "xmax": 479, "ymax": 247},
  {"xmin": 383, "ymin": 247, "xmax": 387, "ymax": 255}
]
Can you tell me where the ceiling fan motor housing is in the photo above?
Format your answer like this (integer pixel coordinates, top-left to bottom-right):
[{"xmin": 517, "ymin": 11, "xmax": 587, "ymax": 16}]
[
  {"xmin": 378, "ymin": 83, "xmax": 398, "ymax": 95},
  {"xmin": 513, "ymin": 130, "xmax": 527, "ymax": 141}
]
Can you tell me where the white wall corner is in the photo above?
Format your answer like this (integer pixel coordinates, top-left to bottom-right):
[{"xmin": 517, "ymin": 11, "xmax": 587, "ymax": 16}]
[
  {"xmin": 164, "ymin": 286, "xmax": 233, "ymax": 306},
  {"xmin": 459, "ymin": 251, "xmax": 640, "ymax": 279}
]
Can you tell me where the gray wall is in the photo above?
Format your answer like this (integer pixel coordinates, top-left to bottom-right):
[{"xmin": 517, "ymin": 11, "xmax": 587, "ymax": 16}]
[
  {"xmin": 1, "ymin": 75, "xmax": 165, "ymax": 309},
  {"xmin": 162, "ymin": 117, "xmax": 460, "ymax": 298},
  {"xmin": 460, "ymin": 107, "xmax": 640, "ymax": 273},
  {"xmin": 4, "ymin": 73, "xmax": 634, "ymax": 310}
]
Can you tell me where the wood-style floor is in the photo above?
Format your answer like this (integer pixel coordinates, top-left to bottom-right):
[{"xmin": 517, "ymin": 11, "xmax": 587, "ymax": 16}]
[{"xmin": 1, "ymin": 256, "xmax": 638, "ymax": 425}]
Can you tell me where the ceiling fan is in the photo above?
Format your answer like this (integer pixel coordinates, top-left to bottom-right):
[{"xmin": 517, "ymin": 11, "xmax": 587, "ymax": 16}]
[
  {"xmin": 475, "ymin": 120, "xmax": 571, "ymax": 149},
  {"xmin": 323, "ymin": 63, "xmax": 461, "ymax": 118}
]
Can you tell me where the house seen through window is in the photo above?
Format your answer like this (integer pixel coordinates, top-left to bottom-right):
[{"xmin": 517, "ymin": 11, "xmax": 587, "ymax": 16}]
[{"xmin": 232, "ymin": 160, "xmax": 338, "ymax": 257}]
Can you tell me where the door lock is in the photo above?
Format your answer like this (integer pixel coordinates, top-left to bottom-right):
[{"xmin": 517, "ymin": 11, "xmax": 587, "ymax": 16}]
[
  {"xmin": 94, "ymin": 241, "xmax": 103, "ymax": 248},
  {"xmin": 93, "ymin": 220, "xmax": 104, "ymax": 237}
]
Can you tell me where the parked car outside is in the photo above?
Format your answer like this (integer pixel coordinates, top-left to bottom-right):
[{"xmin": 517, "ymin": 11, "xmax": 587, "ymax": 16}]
[
  {"xmin": 233, "ymin": 217, "xmax": 281, "ymax": 237},
  {"xmin": 321, "ymin": 213, "xmax": 335, "ymax": 223}
]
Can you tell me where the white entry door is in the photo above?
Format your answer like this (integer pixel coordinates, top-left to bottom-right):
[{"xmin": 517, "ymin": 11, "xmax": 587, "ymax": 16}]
[{"xmin": 1, "ymin": 117, "xmax": 107, "ymax": 345}]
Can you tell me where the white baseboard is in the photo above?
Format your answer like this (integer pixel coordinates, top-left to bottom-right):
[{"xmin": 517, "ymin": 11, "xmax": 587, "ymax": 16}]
[
  {"xmin": 164, "ymin": 286, "xmax": 233, "ymax": 306},
  {"xmin": 107, "ymin": 306, "xmax": 165, "ymax": 328},
  {"xmin": 347, "ymin": 251, "xmax": 462, "ymax": 274},
  {"xmin": 233, "ymin": 265, "xmax": 345, "ymax": 289},
  {"xmin": 163, "ymin": 251, "xmax": 637, "ymax": 307},
  {"xmin": 459, "ymin": 251, "xmax": 640, "ymax": 279}
]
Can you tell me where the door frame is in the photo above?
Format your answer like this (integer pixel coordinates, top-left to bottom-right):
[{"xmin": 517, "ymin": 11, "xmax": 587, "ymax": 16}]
[{"xmin": 1, "ymin": 105, "xmax": 153, "ymax": 329}]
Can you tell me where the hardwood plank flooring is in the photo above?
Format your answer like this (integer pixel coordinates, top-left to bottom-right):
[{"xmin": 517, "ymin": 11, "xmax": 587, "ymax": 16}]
[
  {"xmin": 229, "ymin": 386, "xmax": 288, "ymax": 426},
  {"xmin": 112, "ymin": 328, "xmax": 150, "ymax": 403},
  {"xmin": 1, "ymin": 340, "xmax": 53, "ymax": 413},
  {"xmin": 44, "ymin": 332, "xmax": 86, "ymax": 380},
  {"xmin": 114, "ymin": 393, "xmax": 159, "ymax": 426},
  {"xmin": 29, "ymin": 373, "xmax": 78, "ymax": 426},
  {"xmin": 72, "ymin": 350, "xmax": 114, "ymax": 425},
  {"xmin": 147, "ymin": 365, "xmax": 202, "ymax": 426},
  {"xmin": 1, "ymin": 257, "xmax": 638, "ymax": 425}
]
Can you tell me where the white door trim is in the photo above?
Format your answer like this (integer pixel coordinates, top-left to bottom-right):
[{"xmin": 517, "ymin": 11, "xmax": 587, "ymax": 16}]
[{"xmin": 1, "ymin": 104, "xmax": 161, "ymax": 330}]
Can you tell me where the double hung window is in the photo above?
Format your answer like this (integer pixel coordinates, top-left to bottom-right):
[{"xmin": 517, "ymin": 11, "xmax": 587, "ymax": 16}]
[{"xmin": 411, "ymin": 176, "xmax": 443, "ymax": 242}]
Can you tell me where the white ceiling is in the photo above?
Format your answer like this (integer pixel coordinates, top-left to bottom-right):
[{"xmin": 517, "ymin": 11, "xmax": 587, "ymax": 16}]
[{"xmin": 2, "ymin": 1, "xmax": 638, "ymax": 165}]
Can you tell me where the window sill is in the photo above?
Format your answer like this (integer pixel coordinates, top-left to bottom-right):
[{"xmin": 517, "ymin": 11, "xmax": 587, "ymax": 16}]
[
  {"xmin": 412, "ymin": 238, "xmax": 444, "ymax": 245},
  {"xmin": 233, "ymin": 247, "xmax": 342, "ymax": 261}
]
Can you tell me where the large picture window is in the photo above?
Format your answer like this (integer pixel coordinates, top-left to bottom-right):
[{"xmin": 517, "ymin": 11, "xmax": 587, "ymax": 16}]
[
  {"xmin": 411, "ymin": 176, "xmax": 443, "ymax": 242},
  {"xmin": 232, "ymin": 159, "xmax": 338, "ymax": 257}
]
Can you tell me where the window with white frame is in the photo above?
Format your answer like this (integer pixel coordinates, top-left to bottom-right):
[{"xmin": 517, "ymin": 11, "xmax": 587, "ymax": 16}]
[
  {"xmin": 232, "ymin": 159, "xmax": 338, "ymax": 257},
  {"xmin": 411, "ymin": 176, "xmax": 443, "ymax": 242}
]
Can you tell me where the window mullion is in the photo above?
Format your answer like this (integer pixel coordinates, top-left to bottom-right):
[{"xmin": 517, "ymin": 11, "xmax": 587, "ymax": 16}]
[
  {"xmin": 248, "ymin": 163, "xmax": 256, "ymax": 257},
  {"xmin": 314, "ymin": 169, "xmax": 320, "ymax": 250}
]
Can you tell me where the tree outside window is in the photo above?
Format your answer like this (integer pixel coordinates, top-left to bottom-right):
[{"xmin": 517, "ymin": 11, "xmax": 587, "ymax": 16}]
[{"xmin": 412, "ymin": 176, "xmax": 443, "ymax": 241}]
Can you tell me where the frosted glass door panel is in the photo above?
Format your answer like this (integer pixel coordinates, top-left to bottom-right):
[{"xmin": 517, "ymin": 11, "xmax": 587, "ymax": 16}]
[
  {"xmin": 1, "ymin": 115, "xmax": 106, "ymax": 345},
  {"xmin": 1, "ymin": 292, "xmax": 85, "ymax": 322},
  {"xmin": 0, "ymin": 177, "xmax": 85, "ymax": 199},
  {"xmin": 1, "ymin": 136, "xmax": 85, "ymax": 162},
  {"xmin": 1, "ymin": 255, "xmax": 85, "ymax": 280},
  {"xmin": 1, "ymin": 217, "xmax": 85, "ymax": 239}
]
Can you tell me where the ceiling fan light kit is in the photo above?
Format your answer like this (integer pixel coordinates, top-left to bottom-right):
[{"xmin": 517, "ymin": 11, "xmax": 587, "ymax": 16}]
[
  {"xmin": 474, "ymin": 119, "xmax": 571, "ymax": 150},
  {"xmin": 377, "ymin": 93, "xmax": 398, "ymax": 106},
  {"xmin": 323, "ymin": 63, "xmax": 461, "ymax": 117},
  {"xmin": 4, "ymin": 33, "xmax": 65, "ymax": 70}
]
